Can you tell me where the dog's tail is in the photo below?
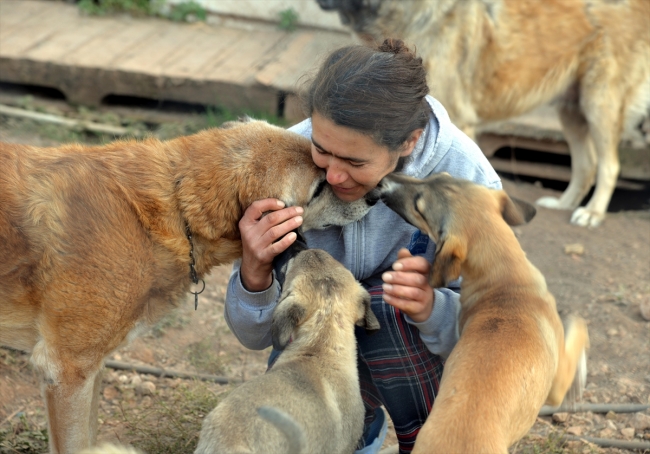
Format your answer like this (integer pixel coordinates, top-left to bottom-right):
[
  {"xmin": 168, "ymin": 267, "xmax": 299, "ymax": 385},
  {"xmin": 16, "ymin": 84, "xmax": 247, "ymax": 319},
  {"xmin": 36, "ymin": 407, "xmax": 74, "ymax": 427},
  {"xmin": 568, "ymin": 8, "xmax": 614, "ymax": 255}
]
[
  {"xmin": 257, "ymin": 406, "xmax": 306, "ymax": 454},
  {"xmin": 560, "ymin": 317, "xmax": 590, "ymax": 411}
]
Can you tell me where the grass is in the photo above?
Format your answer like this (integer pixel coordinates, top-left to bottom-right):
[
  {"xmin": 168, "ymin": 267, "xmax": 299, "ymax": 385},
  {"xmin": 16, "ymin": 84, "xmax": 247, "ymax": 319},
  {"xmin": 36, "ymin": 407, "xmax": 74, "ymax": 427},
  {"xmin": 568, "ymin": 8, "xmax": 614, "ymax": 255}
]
[
  {"xmin": 77, "ymin": 0, "xmax": 207, "ymax": 23},
  {"xmin": 186, "ymin": 337, "xmax": 228, "ymax": 376},
  {"xmin": 0, "ymin": 413, "xmax": 48, "ymax": 454},
  {"xmin": 119, "ymin": 381, "xmax": 223, "ymax": 454}
]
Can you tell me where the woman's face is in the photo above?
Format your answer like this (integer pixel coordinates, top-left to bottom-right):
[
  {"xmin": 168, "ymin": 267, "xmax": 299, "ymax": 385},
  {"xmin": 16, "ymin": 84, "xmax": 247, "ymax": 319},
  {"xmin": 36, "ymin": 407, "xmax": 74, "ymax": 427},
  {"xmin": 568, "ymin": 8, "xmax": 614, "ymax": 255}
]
[{"xmin": 310, "ymin": 112, "xmax": 422, "ymax": 202}]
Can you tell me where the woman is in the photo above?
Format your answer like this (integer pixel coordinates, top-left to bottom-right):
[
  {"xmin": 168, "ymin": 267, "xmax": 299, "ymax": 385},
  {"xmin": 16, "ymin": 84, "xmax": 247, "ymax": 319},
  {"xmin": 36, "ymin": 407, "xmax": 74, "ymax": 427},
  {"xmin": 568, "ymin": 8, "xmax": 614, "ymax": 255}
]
[{"xmin": 224, "ymin": 39, "xmax": 501, "ymax": 453}]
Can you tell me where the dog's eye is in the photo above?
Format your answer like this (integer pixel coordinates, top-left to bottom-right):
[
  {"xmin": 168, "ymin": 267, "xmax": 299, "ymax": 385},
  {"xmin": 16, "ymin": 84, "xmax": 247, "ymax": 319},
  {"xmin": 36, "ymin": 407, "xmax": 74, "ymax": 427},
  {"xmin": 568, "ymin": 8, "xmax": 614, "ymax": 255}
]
[{"xmin": 311, "ymin": 180, "xmax": 327, "ymax": 200}]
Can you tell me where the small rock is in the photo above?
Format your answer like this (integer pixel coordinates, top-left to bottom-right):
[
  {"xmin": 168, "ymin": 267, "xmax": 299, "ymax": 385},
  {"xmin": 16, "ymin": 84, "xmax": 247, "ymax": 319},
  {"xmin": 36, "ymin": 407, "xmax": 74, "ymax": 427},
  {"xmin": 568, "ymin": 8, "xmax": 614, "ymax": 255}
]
[
  {"xmin": 553, "ymin": 412, "xmax": 569, "ymax": 423},
  {"xmin": 130, "ymin": 375, "xmax": 142, "ymax": 387},
  {"xmin": 118, "ymin": 374, "xmax": 129, "ymax": 384},
  {"xmin": 621, "ymin": 427, "xmax": 636, "ymax": 439},
  {"xmin": 599, "ymin": 428, "xmax": 615, "ymax": 438},
  {"xmin": 141, "ymin": 396, "xmax": 153, "ymax": 407},
  {"xmin": 632, "ymin": 412, "xmax": 650, "ymax": 431},
  {"xmin": 607, "ymin": 328, "xmax": 618, "ymax": 337},
  {"xmin": 640, "ymin": 297, "xmax": 650, "ymax": 321},
  {"xmin": 136, "ymin": 380, "xmax": 156, "ymax": 396},
  {"xmin": 567, "ymin": 426, "xmax": 583, "ymax": 436},
  {"xmin": 102, "ymin": 386, "xmax": 119, "ymax": 402},
  {"xmin": 606, "ymin": 411, "xmax": 617, "ymax": 421},
  {"xmin": 564, "ymin": 243, "xmax": 585, "ymax": 255}
]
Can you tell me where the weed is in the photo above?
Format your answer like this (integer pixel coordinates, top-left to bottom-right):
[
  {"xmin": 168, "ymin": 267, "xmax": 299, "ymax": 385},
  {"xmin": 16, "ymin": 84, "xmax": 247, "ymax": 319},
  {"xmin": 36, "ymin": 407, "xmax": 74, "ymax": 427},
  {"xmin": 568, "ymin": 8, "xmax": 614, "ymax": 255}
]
[
  {"xmin": 0, "ymin": 413, "xmax": 48, "ymax": 454},
  {"xmin": 167, "ymin": 1, "xmax": 207, "ymax": 22},
  {"xmin": 77, "ymin": 0, "xmax": 156, "ymax": 17},
  {"xmin": 148, "ymin": 309, "xmax": 191, "ymax": 338},
  {"xmin": 120, "ymin": 381, "xmax": 223, "ymax": 454},
  {"xmin": 278, "ymin": 7, "xmax": 300, "ymax": 32}
]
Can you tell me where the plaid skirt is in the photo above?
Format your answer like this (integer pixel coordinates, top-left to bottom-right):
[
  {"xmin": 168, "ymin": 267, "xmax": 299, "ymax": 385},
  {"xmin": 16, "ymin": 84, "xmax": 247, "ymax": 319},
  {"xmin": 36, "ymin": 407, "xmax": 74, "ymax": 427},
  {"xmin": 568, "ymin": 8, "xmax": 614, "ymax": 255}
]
[{"xmin": 356, "ymin": 285, "xmax": 445, "ymax": 453}]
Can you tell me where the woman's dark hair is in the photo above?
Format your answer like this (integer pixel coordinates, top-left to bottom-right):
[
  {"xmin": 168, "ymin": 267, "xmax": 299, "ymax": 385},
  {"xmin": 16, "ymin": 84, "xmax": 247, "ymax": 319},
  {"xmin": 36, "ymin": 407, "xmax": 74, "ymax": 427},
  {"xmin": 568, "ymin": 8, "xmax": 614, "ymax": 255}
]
[{"xmin": 302, "ymin": 38, "xmax": 430, "ymax": 152}]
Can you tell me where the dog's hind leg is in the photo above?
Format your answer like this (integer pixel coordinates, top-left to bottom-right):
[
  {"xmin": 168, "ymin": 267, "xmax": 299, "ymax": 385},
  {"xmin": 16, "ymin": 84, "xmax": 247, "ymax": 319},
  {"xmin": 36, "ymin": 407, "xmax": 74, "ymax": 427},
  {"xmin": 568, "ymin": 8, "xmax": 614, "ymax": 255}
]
[
  {"xmin": 546, "ymin": 316, "xmax": 589, "ymax": 408},
  {"xmin": 536, "ymin": 104, "xmax": 597, "ymax": 212}
]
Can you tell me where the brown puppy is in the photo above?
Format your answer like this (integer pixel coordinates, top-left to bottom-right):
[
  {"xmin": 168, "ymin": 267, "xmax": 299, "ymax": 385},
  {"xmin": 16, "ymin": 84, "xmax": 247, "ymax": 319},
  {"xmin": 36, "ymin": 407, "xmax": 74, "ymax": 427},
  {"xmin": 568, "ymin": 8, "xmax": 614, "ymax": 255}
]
[
  {"xmin": 317, "ymin": 0, "xmax": 650, "ymax": 228},
  {"xmin": 378, "ymin": 173, "xmax": 589, "ymax": 453},
  {"xmin": 0, "ymin": 118, "xmax": 375, "ymax": 454},
  {"xmin": 195, "ymin": 248, "xmax": 380, "ymax": 454}
]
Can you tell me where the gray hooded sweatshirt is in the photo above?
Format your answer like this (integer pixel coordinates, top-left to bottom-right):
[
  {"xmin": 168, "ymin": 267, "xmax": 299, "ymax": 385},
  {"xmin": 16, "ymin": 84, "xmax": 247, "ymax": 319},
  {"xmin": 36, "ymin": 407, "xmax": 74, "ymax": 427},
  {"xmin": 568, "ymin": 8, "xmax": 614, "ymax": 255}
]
[{"xmin": 223, "ymin": 96, "xmax": 501, "ymax": 358}]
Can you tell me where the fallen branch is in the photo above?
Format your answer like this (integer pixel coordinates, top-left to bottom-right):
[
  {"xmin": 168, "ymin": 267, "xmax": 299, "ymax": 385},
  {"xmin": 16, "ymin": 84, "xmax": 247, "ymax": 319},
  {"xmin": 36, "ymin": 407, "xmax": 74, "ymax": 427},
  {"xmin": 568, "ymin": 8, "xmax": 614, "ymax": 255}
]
[
  {"xmin": 562, "ymin": 434, "xmax": 650, "ymax": 451},
  {"xmin": 539, "ymin": 403, "xmax": 650, "ymax": 416},
  {"xmin": 104, "ymin": 360, "xmax": 240, "ymax": 385},
  {"xmin": 0, "ymin": 103, "xmax": 143, "ymax": 137}
]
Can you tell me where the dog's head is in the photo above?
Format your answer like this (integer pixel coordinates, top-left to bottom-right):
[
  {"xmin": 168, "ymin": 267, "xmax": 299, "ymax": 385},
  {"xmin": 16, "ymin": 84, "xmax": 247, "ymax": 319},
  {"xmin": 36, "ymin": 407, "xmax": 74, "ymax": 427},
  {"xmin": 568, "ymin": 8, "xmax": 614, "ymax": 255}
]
[
  {"xmin": 378, "ymin": 173, "xmax": 536, "ymax": 288},
  {"xmin": 271, "ymin": 249, "xmax": 380, "ymax": 351},
  {"xmin": 212, "ymin": 118, "xmax": 377, "ymax": 232}
]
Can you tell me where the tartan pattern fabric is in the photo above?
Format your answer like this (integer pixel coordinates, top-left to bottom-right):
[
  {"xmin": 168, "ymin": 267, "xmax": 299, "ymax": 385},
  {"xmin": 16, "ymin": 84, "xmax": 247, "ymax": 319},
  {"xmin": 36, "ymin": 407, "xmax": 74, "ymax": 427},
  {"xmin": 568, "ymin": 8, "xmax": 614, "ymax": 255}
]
[{"xmin": 356, "ymin": 286, "xmax": 445, "ymax": 453}]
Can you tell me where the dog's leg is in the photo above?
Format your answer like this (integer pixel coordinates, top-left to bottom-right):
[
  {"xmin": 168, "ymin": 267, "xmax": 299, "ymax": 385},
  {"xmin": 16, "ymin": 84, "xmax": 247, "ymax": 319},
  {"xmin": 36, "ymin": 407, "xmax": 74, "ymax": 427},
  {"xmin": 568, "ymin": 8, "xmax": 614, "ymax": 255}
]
[
  {"xmin": 536, "ymin": 105, "xmax": 597, "ymax": 212},
  {"xmin": 41, "ymin": 367, "xmax": 103, "ymax": 454},
  {"xmin": 546, "ymin": 316, "xmax": 589, "ymax": 407},
  {"xmin": 569, "ymin": 92, "xmax": 623, "ymax": 227}
]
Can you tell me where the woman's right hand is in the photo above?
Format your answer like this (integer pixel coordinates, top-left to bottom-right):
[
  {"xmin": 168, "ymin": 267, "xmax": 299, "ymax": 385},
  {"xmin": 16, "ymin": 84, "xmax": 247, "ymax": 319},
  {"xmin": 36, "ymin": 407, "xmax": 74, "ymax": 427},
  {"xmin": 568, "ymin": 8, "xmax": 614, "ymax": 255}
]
[{"xmin": 239, "ymin": 198, "xmax": 304, "ymax": 292}]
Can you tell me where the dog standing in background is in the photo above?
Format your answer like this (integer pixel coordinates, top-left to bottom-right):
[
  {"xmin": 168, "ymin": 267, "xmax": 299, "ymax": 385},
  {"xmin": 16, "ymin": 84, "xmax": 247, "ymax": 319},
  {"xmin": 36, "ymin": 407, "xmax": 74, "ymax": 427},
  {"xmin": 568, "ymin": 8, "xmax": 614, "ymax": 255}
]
[
  {"xmin": 195, "ymin": 248, "xmax": 380, "ymax": 454},
  {"xmin": 378, "ymin": 172, "xmax": 589, "ymax": 453},
  {"xmin": 317, "ymin": 0, "xmax": 650, "ymax": 228},
  {"xmin": 0, "ymin": 118, "xmax": 376, "ymax": 454}
]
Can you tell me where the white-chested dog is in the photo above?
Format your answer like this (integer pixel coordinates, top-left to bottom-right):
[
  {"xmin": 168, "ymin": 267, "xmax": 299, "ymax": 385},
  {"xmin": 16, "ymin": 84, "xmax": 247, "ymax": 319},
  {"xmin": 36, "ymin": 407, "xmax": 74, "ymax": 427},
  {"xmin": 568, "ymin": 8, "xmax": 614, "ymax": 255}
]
[{"xmin": 195, "ymin": 248, "xmax": 380, "ymax": 454}]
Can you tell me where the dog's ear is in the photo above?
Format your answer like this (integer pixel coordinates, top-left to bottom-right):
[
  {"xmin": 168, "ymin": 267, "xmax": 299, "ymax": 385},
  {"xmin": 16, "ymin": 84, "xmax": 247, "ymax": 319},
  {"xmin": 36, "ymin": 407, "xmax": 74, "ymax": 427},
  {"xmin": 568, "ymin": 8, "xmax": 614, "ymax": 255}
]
[
  {"xmin": 430, "ymin": 234, "xmax": 466, "ymax": 288},
  {"xmin": 355, "ymin": 288, "xmax": 380, "ymax": 334},
  {"xmin": 271, "ymin": 296, "xmax": 306, "ymax": 351},
  {"xmin": 498, "ymin": 191, "xmax": 536, "ymax": 226}
]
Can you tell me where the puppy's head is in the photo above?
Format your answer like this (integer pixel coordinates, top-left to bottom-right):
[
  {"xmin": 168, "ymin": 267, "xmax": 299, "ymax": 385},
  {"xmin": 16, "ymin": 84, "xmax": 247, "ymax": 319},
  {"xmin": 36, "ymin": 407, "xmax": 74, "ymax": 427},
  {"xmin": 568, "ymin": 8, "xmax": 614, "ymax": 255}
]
[
  {"xmin": 378, "ymin": 173, "xmax": 536, "ymax": 287},
  {"xmin": 271, "ymin": 249, "xmax": 380, "ymax": 351}
]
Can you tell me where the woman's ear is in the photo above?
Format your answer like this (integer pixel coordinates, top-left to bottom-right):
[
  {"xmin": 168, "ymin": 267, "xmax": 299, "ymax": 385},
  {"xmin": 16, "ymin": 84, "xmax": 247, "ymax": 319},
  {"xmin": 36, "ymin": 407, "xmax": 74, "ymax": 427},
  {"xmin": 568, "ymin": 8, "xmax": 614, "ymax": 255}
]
[{"xmin": 400, "ymin": 129, "xmax": 424, "ymax": 157}]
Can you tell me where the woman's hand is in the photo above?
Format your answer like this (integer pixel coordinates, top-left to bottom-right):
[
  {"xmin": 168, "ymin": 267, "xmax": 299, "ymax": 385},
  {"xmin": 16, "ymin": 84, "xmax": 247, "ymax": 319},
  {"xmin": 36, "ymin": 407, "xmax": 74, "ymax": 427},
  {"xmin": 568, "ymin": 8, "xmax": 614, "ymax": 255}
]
[
  {"xmin": 239, "ymin": 198, "xmax": 304, "ymax": 292},
  {"xmin": 382, "ymin": 248, "xmax": 434, "ymax": 322}
]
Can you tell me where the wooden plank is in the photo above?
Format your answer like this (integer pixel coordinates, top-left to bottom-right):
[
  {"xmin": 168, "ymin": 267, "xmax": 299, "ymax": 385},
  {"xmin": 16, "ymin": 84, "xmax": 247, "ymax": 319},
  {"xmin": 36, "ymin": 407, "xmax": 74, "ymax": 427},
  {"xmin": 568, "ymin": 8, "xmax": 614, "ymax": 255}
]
[
  {"xmin": 64, "ymin": 18, "xmax": 162, "ymax": 67},
  {"xmin": 112, "ymin": 21, "xmax": 202, "ymax": 75},
  {"xmin": 199, "ymin": 29, "xmax": 287, "ymax": 84},
  {"xmin": 256, "ymin": 30, "xmax": 355, "ymax": 92},
  {"xmin": 0, "ymin": 0, "xmax": 59, "ymax": 41},
  {"xmin": 0, "ymin": 4, "xmax": 76, "ymax": 58},
  {"xmin": 488, "ymin": 156, "xmax": 645, "ymax": 190},
  {"xmin": 163, "ymin": 25, "xmax": 248, "ymax": 79},
  {"xmin": 25, "ymin": 16, "xmax": 116, "ymax": 62}
]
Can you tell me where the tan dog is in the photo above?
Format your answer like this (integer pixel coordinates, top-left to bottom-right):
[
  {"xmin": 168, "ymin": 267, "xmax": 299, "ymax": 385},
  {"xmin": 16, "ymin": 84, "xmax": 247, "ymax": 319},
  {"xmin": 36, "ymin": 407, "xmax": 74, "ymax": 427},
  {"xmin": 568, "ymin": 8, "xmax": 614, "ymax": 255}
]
[
  {"xmin": 378, "ymin": 173, "xmax": 589, "ymax": 453},
  {"xmin": 317, "ymin": 0, "xmax": 650, "ymax": 228},
  {"xmin": 0, "ymin": 118, "xmax": 376, "ymax": 454},
  {"xmin": 195, "ymin": 248, "xmax": 380, "ymax": 454}
]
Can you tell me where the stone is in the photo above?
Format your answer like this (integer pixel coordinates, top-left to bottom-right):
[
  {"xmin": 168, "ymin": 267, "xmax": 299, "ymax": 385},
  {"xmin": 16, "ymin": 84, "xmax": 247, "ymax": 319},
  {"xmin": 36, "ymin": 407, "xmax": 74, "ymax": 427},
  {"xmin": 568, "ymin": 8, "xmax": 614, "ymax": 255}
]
[
  {"xmin": 552, "ymin": 412, "xmax": 569, "ymax": 423},
  {"xmin": 567, "ymin": 426, "xmax": 582, "ymax": 436},
  {"xmin": 632, "ymin": 412, "xmax": 650, "ymax": 431},
  {"xmin": 136, "ymin": 380, "xmax": 156, "ymax": 396},
  {"xmin": 621, "ymin": 427, "xmax": 636, "ymax": 439}
]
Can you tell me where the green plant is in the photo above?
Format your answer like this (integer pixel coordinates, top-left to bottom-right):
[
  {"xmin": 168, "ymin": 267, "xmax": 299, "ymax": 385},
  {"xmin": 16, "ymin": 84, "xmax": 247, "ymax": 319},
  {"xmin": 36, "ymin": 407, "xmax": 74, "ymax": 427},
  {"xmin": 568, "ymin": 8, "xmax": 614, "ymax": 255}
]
[
  {"xmin": 77, "ymin": 0, "xmax": 154, "ymax": 16},
  {"xmin": 278, "ymin": 7, "xmax": 299, "ymax": 32},
  {"xmin": 167, "ymin": 1, "xmax": 207, "ymax": 22},
  {"xmin": 187, "ymin": 337, "xmax": 227, "ymax": 375}
]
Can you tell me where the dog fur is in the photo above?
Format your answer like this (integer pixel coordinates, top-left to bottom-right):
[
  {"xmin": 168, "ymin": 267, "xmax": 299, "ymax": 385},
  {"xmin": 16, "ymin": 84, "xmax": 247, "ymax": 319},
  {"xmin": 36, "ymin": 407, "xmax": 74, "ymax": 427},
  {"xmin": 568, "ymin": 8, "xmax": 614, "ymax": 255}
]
[
  {"xmin": 317, "ymin": 0, "xmax": 650, "ymax": 228},
  {"xmin": 378, "ymin": 172, "xmax": 589, "ymax": 453},
  {"xmin": 0, "ymin": 118, "xmax": 376, "ymax": 454},
  {"xmin": 194, "ymin": 248, "xmax": 380, "ymax": 454}
]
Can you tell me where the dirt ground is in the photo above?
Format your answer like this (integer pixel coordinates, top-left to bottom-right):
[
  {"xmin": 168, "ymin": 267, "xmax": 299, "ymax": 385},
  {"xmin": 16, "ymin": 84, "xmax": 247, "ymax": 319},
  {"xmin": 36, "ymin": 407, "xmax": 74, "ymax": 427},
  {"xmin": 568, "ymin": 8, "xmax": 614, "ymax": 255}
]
[{"xmin": 0, "ymin": 106, "xmax": 649, "ymax": 454}]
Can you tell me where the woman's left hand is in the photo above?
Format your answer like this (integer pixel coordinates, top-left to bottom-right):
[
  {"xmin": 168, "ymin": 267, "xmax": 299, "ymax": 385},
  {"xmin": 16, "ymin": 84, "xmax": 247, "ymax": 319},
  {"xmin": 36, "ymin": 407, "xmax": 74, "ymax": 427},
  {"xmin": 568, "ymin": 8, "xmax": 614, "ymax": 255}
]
[{"xmin": 382, "ymin": 248, "xmax": 434, "ymax": 323}]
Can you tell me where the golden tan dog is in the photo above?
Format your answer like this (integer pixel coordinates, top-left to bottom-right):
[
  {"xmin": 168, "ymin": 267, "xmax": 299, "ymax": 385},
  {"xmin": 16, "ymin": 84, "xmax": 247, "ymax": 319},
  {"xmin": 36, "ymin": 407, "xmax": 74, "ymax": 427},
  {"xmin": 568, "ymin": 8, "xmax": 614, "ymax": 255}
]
[
  {"xmin": 317, "ymin": 0, "xmax": 650, "ymax": 228},
  {"xmin": 195, "ymin": 248, "xmax": 379, "ymax": 454},
  {"xmin": 378, "ymin": 173, "xmax": 589, "ymax": 453},
  {"xmin": 0, "ymin": 118, "xmax": 376, "ymax": 454}
]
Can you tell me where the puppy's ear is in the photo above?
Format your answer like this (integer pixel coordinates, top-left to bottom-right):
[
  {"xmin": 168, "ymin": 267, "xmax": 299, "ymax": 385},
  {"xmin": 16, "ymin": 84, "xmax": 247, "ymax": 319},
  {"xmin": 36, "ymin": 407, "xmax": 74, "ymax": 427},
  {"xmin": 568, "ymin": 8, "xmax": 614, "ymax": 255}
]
[
  {"xmin": 271, "ymin": 296, "xmax": 306, "ymax": 351},
  {"xmin": 430, "ymin": 234, "xmax": 466, "ymax": 288},
  {"xmin": 355, "ymin": 288, "xmax": 380, "ymax": 334},
  {"xmin": 498, "ymin": 191, "xmax": 536, "ymax": 226}
]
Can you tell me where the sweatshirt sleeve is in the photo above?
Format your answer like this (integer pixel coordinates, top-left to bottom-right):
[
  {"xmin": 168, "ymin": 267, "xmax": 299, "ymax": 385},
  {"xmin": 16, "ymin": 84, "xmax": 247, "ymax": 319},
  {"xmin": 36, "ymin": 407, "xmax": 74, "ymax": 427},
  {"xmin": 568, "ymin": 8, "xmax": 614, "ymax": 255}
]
[
  {"xmin": 404, "ymin": 286, "xmax": 461, "ymax": 359},
  {"xmin": 223, "ymin": 259, "xmax": 281, "ymax": 350}
]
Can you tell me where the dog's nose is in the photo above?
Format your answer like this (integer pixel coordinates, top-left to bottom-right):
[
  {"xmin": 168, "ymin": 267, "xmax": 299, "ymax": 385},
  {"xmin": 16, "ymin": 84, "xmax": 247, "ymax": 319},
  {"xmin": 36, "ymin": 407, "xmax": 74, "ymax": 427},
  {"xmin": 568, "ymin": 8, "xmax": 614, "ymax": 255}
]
[
  {"xmin": 365, "ymin": 188, "xmax": 381, "ymax": 206},
  {"xmin": 273, "ymin": 231, "xmax": 308, "ymax": 284}
]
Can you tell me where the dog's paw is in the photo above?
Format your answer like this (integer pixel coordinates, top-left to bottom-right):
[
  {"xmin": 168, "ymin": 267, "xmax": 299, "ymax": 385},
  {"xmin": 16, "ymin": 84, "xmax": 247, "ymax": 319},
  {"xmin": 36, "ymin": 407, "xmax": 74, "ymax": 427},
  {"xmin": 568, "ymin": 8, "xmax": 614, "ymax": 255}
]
[
  {"xmin": 535, "ymin": 196, "xmax": 566, "ymax": 209},
  {"xmin": 570, "ymin": 207, "xmax": 604, "ymax": 228}
]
